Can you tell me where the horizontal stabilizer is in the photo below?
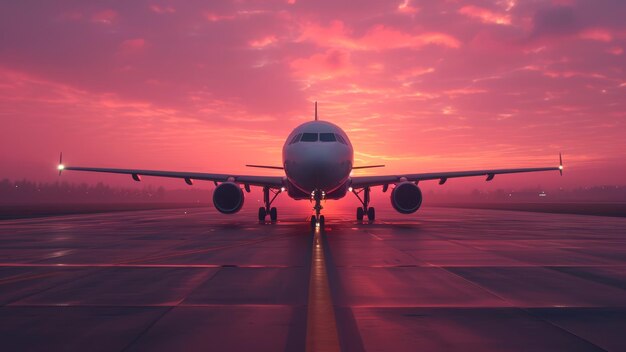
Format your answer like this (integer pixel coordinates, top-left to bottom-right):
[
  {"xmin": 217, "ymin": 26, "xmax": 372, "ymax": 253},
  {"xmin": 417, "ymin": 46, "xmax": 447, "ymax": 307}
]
[
  {"xmin": 352, "ymin": 165, "xmax": 385, "ymax": 169},
  {"xmin": 245, "ymin": 164, "xmax": 284, "ymax": 170}
]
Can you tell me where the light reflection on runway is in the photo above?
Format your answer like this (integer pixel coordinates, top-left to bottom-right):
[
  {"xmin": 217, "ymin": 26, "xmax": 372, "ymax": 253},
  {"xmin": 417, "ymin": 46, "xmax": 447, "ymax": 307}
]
[{"xmin": 305, "ymin": 228, "xmax": 340, "ymax": 352}]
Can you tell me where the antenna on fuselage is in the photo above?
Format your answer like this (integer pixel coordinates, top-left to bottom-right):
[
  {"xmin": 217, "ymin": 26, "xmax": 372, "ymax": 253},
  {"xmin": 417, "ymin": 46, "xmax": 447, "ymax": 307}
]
[{"xmin": 314, "ymin": 101, "xmax": 318, "ymax": 121}]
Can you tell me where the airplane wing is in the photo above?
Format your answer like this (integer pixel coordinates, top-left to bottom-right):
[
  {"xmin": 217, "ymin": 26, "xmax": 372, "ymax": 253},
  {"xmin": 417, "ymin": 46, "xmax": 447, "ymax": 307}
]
[
  {"xmin": 350, "ymin": 154, "xmax": 563, "ymax": 189},
  {"xmin": 58, "ymin": 155, "xmax": 284, "ymax": 188}
]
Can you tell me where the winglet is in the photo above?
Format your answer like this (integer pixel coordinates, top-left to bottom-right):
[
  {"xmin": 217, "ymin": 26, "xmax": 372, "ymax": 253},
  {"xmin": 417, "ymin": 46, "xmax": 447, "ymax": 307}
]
[
  {"xmin": 314, "ymin": 101, "xmax": 318, "ymax": 121},
  {"xmin": 57, "ymin": 152, "xmax": 65, "ymax": 175},
  {"xmin": 558, "ymin": 152, "xmax": 563, "ymax": 176}
]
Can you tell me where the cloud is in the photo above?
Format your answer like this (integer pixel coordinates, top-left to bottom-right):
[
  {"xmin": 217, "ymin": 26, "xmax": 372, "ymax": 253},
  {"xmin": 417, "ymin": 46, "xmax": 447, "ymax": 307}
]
[
  {"xmin": 530, "ymin": 5, "xmax": 579, "ymax": 39},
  {"xmin": 204, "ymin": 12, "xmax": 235, "ymax": 22},
  {"xmin": 58, "ymin": 11, "xmax": 83, "ymax": 22},
  {"xmin": 607, "ymin": 46, "xmax": 623, "ymax": 55},
  {"xmin": 458, "ymin": 5, "xmax": 512, "ymax": 25},
  {"xmin": 91, "ymin": 9, "xmax": 117, "ymax": 25},
  {"xmin": 397, "ymin": 0, "xmax": 419, "ymax": 15},
  {"xmin": 249, "ymin": 36, "xmax": 277, "ymax": 49},
  {"xmin": 578, "ymin": 28, "xmax": 613, "ymax": 42},
  {"xmin": 497, "ymin": 0, "xmax": 516, "ymax": 12},
  {"xmin": 443, "ymin": 88, "xmax": 488, "ymax": 96},
  {"xmin": 360, "ymin": 25, "xmax": 461, "ymax": 49},
  {"xmin": 298, "ymin": 21, "xmax": 460, "ymax": 50},
  {"xmin": 150, "ymin": 5, "xmax": 175, "ymax": 14},
  {"xmin": 290, "ymin": 50, "xmax": 353, "ymax": 80},
  {"xmin": 119, "ymin": 39, "xmax": 147, "ymax": 54}
]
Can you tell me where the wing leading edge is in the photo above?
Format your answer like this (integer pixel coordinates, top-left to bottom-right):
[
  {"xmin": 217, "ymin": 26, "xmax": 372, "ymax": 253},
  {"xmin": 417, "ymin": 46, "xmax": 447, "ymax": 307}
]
[
  {"xmin": 350, "ymin": 154, "xmax": 563, "ymax": 189},
  {"xmin": 58, "ymin": 163, "xmax": 284, "ymax": 188}
]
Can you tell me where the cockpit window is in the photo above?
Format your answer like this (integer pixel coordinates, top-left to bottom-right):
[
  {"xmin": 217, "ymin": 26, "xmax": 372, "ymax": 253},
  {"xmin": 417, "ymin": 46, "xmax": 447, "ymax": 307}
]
[
  {"xmin": 300, "ymin": 133, "xmax": 318, "ymax": 142},
  {"xmin": 320, "ymin": 133, "xmax": 336, "ymax": 142},
  {"xmin": 336, "ymin": 134, "xmax": 347, "ymax": 144},
  {"xmin": 289, "ymin": 133, "xmax": 302, "ymax": 144}
]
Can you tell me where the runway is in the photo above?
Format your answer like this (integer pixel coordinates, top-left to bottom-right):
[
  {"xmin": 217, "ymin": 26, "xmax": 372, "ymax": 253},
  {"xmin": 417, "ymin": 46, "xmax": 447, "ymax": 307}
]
[{"xmin": 0, "ymin": 207, "xmax": 625, "ymax": 351}]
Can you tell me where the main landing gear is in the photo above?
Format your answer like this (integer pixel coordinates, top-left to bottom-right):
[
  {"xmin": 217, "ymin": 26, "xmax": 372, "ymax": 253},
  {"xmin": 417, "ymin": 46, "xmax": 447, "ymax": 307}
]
[
  {"xmin": 258, "ymin": 186, "xmax": 280, "ymax": 223},
  {"xmin": 310, "ymin": 189, "xmax": 325, "ymax": 229},
  {"xmin": 352, "ymin": 186, "xmax": 375, "ymax": 222}
]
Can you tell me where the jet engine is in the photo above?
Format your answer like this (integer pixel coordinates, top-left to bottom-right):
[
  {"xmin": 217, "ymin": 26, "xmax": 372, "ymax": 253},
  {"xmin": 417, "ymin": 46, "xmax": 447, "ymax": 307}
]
[
  {"xmin": 212, "ymin": 182, "xmax": 244, "ymax": 214},
  {"xmin": 390, "ymin": 181, "xmax": 423, "ymax": 214}
]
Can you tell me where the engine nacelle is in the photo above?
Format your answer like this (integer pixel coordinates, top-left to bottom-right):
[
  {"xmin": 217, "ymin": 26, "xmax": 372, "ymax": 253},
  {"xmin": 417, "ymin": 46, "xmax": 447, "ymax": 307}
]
[
  {"xmin": 391, "ymin": 182, "xmax": 423, "ymax": 214},
  {"xmin": 212, "ymin": 182, "xmax": 244, "ymax": 214}
]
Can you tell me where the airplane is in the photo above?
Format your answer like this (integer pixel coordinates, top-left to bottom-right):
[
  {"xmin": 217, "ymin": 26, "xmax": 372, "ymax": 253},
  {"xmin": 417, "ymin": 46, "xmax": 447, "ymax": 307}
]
[{"xmin": 58, "ymin": 102, "xmax": 563, "ymax": 228}]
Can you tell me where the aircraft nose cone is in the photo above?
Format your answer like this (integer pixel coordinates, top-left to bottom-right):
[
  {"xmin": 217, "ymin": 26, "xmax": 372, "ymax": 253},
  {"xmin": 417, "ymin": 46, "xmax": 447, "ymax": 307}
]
[{"xmin": 299, "ymin": 151, "xmax": 349, "ymax": 191}]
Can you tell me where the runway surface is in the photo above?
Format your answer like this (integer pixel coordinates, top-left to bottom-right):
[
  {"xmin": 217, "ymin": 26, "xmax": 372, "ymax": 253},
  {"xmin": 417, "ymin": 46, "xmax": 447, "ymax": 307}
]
[{"xmin": 0, "ymin": 207, "xmax": 625, "ymax": 351}]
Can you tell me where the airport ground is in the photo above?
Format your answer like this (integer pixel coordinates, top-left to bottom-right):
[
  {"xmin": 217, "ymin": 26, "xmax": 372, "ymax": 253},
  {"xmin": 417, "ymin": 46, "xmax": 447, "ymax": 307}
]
[
  {"xmin": 1, "ymin": 201, "xmax": 625, "ymax": 220},
  {"xmin": 0, "ymin": 207, "xmax": 625, "ymax": 351}
]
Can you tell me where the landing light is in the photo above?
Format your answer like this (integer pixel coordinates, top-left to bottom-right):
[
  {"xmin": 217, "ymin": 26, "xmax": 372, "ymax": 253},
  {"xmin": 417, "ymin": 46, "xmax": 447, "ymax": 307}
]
[
  {"xmin": 348, "ymin": 187, "xmax": 353, "ymax": 192},
  {"xmin": 57, "ymin": 164, "xmax": 65, "ymax": 170},
  {"xmin": 280, "ymin": 187, "xmax": 286, "ymax": 192},
  {"xmin": 559, "ymin": 165, "xmax": 563, "ymax": 170}
]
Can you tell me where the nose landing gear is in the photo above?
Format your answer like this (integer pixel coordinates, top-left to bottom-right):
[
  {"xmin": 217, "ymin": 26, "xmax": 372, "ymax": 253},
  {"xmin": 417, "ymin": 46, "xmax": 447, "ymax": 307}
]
[
  {"xmin": 258, "ymin": 186, "xmax": 281, "ymax": 223},
  {"xmin": 310, "ymin": 189, "xmax": 325, "ymax": 229},
  {"xmin": 352, "ymin": 186, "xmax": 375, "ymax": 222}
]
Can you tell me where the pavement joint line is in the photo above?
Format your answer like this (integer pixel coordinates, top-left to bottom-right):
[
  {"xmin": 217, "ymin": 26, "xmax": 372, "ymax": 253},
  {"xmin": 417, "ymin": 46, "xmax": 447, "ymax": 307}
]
[
  {"xmin": 1, "ymin": 267, "xmax": 107, "ymax": 308},
  {"xmin": 120, "ymin": 304, "xmax": 176, "ymax": 352},
  {"xmin": 0, "ymin": 271, "xmax": 59, "ymax": 285},
  {"xmin": 3, "ymin": 263, "xmax": 626, "ymax": 269},
  {"xmin": 118, "ymin": 231, "xmax": 295, "ymax": 264},
  {"xmin": 0, "ymin": 263, "xmax": 303, "ymax": 268},
  {"xmin": 119, "ymin": 262, "xmax": 219, "ymax": 351},
  {"xmin": 6, "ymin": 303, "xmax": 304, "ymax": 308},
  {"xmin": 516, "ymin": 308, "xmax": 611, "ymax": 352},
  {"xmin": 435, "ymin": 265, "xmax": 611, "ymax": 351}
]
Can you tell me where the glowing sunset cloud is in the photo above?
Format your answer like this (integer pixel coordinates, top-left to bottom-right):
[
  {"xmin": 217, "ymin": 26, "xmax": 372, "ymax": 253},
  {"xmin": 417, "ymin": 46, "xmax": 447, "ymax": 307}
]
[
  {"xmin": 0, "ymin": 0, "xmax": 624, "ymax": 190},
  {"xmin": 459, "ymin": 5, "xmax": 512, "ymax": 25}
]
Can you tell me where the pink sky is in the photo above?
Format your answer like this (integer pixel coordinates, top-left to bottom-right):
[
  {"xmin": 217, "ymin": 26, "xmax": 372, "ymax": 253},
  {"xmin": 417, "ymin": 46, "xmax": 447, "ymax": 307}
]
[{"xmin": 1, "ymin": 0, "xmax": 625, "ymax": 191}]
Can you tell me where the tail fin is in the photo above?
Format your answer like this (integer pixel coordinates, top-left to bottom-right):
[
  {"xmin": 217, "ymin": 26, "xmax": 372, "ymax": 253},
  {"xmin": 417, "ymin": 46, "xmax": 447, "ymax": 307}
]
[{"xmin": 314, "ymin": 101, "xmax": 318, "ymax": 121}]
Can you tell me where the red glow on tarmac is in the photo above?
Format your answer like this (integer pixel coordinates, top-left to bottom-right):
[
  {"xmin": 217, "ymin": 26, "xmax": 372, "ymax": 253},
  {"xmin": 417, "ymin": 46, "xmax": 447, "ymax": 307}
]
[{"xmin": 0, "ymin": 1, "xmax": 624, "ymax": 190}]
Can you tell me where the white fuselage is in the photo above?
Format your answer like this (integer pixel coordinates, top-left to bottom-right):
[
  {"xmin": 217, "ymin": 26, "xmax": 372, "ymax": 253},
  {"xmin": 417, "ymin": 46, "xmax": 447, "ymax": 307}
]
[{"xmin": 282, "ymin": 121, "xmax": 353, "ymax": 197}]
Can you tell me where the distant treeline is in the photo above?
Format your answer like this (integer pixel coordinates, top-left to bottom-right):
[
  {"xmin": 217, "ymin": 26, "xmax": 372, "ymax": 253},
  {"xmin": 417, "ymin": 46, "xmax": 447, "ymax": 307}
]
[
  {"xmin": 0, "ymin": 179, "xmax": 212, "ymax": 204},
  {"xmin": 426, "ymin": 185, "xmax": 626, "ymax": 203},
  {"xmin": 1, "ymin": 179, "xmax": 625, "ymax": 204}
]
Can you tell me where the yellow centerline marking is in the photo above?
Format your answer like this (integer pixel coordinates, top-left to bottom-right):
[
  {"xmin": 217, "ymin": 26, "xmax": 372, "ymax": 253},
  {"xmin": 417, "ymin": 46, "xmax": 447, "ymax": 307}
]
[{"xmin": 305, "ymin": 228, "xmax": 341, "ymax": 352}]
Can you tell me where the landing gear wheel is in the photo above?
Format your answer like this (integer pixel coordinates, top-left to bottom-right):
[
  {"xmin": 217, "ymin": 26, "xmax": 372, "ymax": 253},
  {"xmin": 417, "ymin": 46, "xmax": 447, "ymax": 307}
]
[
  {"xmin": 356, "ymin": 207, "xmax": 364, "ymax": 221},
  {"xmin": 319, "ymin": 215, "xmax": 325, "ymax": 228},
  {"xmin": 310, "ymin": 215, "xmax": 317, "ymax": 228},
  {"xmin": 367, "ymin": 207, "xmax": 376, "ymax": 221},
  {"xmin": 261, "ymin": 186, "xmax": 282, "ymax": 224}
]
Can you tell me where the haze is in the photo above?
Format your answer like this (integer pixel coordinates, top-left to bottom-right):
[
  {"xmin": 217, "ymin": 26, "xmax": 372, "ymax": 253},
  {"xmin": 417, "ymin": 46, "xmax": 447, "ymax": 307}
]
[{"xmin": 1, "ymin": 0, "xmax": 625, "ymax": 191}]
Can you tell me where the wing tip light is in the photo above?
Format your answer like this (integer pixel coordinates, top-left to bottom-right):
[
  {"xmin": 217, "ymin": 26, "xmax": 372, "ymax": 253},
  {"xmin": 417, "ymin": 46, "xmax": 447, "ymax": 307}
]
[{"xmin": 58, "ymin": 152, "xmax": 65, "ymax": 175}]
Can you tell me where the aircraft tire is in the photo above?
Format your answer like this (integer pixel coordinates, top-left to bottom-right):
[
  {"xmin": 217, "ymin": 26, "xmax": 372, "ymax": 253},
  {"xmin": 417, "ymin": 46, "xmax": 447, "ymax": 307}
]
[{"xmin": 356, "ymin": 207, "xmax": 364, "ymax": 220}]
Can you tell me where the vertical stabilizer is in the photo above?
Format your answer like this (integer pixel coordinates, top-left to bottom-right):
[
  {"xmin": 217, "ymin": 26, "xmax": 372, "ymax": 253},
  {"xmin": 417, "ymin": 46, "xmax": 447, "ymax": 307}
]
[{"xmin": 314, "ymin": 101, "xmax": 318, "ymax": 121}]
